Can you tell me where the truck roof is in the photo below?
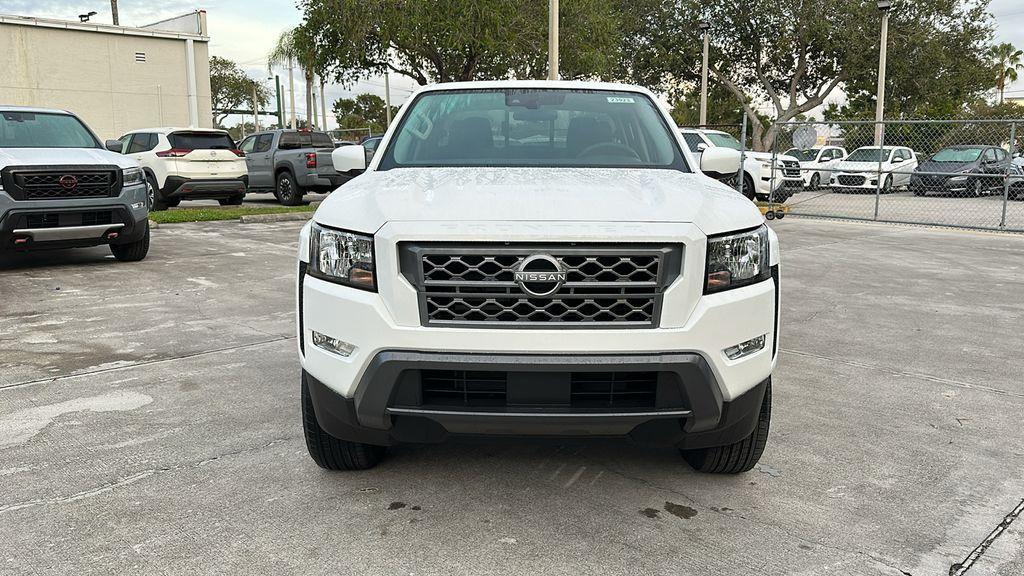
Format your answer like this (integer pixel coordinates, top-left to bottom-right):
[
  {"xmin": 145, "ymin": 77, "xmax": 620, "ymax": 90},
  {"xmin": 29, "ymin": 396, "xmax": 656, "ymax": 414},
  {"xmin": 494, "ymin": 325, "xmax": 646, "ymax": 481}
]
[{"xmin": 412, "ymin": 79, "xmax": 660, "ymax": 97}]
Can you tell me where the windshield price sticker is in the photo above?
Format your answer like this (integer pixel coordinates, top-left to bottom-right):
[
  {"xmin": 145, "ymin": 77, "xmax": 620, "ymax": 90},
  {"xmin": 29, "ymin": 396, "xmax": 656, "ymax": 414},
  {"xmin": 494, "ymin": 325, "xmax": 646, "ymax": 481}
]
[{"xmin": 606, "ymin": 96, "xmax": 635, "ymax": 103}]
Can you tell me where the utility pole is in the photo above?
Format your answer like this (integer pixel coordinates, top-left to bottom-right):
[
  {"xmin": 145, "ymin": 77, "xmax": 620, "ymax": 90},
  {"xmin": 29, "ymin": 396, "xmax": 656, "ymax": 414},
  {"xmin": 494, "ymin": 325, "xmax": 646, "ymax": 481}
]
[
  {"xmin": 110, "ymin": 0, "xmax": 119, "ymax": 25},
  {"xmin": 275, "ymin": 75, "xmax": 283, "ymax": 129},
  {"xmin": 288, "ymin": 59, "xmax": 297, "ymax": 129},
  {"xmin": 874, "ymin": 0, "xmax": 892, "ymax": 146},
  {"xmin": 312, "ymin": 89, "xmax": 318, "ymax": 129},
  {"xmin": 548, "ymin": 0, "xmax": 559, "ymax": 80},
  {"xmin": 698, "ymin": 21, "xmax": 710, "ymax": 127},
  {"xmin": 320, "ymin": 81, "xmax": 328, "ymax": 132},
  {"xmin": 384, "ymin": 72, "xmax": 392, "ymax": 127},
  {"xmin": 252, "ymin": 84, "xmax": 260, "ymax": 132}
]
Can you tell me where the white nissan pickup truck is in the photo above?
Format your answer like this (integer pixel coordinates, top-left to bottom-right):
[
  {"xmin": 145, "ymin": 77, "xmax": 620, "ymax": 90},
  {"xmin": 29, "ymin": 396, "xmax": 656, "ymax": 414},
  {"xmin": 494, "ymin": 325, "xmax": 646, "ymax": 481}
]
[{"xmin": 297, "ymin": 81, "xmax": 780, "ymax": 474}]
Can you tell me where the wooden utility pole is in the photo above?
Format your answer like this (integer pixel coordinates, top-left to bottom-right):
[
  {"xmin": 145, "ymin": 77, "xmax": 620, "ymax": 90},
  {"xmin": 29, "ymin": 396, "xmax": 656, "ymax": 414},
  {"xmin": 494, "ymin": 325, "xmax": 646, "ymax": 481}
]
[{"xmin": 110, "ymin": 0, "xmax": 119, "ymax": 25}]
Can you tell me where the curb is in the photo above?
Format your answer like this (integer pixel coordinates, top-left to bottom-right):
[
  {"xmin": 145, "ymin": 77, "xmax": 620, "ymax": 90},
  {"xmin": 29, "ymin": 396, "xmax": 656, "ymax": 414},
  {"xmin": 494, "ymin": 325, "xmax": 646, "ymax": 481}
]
[
  {"xmin": 238, "ymin": 211, "xmax": 314, "ymax": 224},
  {"xmin": 148, "ymin": 219, "xmax": 159, "ymax": 229}
]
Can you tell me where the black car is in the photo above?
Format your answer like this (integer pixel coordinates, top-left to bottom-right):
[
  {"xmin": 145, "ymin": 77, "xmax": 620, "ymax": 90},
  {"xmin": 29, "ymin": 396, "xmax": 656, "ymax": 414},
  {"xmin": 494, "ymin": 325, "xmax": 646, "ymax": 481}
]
[{"xmin": 910, "ymin": 145, "xmax": 1010, "ymax": 197}]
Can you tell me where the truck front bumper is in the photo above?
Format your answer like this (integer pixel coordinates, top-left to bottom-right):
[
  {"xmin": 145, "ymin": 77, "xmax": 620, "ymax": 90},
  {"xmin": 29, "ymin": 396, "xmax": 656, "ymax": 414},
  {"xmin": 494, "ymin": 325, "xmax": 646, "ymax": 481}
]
[
  {"xmin": 299, "ymin": 263, "xmax": 779, "ymax": 447},
  {"xmin": 1, "ymin": 184, "xmax": 148, "ymax": 251}
]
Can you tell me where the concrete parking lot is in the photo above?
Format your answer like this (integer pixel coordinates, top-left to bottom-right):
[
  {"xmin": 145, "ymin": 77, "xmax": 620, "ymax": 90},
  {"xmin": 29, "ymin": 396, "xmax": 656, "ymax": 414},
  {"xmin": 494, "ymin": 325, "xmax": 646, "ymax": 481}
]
[{"xmin": 1, "ymin": 218, "xmax": 1022, "ymax": 575}]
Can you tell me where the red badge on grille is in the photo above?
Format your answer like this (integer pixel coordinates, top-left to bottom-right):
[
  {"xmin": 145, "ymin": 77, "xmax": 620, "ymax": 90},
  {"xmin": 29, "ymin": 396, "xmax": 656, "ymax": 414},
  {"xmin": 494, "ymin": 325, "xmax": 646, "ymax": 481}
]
[{"xmin": 59, "ymin": 175, "xmax": 78, "ymax": 189}]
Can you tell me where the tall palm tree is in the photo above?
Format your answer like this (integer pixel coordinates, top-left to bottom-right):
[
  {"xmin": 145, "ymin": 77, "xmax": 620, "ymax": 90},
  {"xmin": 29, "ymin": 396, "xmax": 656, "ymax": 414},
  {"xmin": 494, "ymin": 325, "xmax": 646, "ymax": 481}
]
[
  {"xmin": 267, "ymin": 27, "xmax": 319, "ymax": 129},
  {"xmin": 991, "ymin": 42, "xmax": 1024, "ymax": 105}
]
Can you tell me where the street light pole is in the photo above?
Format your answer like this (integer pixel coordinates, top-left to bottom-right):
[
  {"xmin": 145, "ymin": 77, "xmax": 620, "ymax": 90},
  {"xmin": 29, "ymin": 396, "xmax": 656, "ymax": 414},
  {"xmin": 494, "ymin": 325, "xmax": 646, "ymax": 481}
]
[
  {"xmin": 874, "ymin": 0, "xmax": 892, "ymax": 146},
  {"xmin": 548, "ymin": 0, "xmax": 559, "ymax": 80},
  {"xmin": 288, "ymin": 59, "xmax": 297, "ymax": 129},
  {"xmin": 384, "ymin": 72, "xmax": 392, "ymax": 128},
  {"xmin": 698, "ymin": 21, "xmax": 710, "ymax": 127}
]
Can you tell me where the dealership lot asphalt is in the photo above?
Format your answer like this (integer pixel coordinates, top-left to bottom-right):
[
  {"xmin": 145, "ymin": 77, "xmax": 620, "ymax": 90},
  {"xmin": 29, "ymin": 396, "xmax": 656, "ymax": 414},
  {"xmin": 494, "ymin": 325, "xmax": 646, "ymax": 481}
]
[{"xmin": 1, "ymin": 218, "xmax": 1022, "ymax": 575}]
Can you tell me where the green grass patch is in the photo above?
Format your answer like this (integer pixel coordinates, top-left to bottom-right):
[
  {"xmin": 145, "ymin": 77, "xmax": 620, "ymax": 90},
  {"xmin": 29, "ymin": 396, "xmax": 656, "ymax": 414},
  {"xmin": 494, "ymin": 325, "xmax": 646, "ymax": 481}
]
[{"xmin": 149, "ymin": 204, "xmax": 316, "ymax": 224}]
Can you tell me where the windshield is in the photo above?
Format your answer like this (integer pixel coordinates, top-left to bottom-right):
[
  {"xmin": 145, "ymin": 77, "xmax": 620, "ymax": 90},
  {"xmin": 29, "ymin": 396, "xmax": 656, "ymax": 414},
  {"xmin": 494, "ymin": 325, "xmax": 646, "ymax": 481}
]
[
  {"xmin": 379, "ymin": 89, "xmax": 687, "ymax": 170},
  {"xmin": 846, "ymin": 148, "xmax": 891, "ymax": 163},
  {"xmin": 785, "ymin": 148, "xmax": 820, "ymax": 162},
  {"xmin": 705, "ymin": 132, "xmax": 742, "ymax": 150},
  {"xmin": 0, "ymin": 111, "xmax": 99, "ymax": 148},
  {"xmin": 930, "ymin": 147, "xmax": 983, "ymax": 162}
]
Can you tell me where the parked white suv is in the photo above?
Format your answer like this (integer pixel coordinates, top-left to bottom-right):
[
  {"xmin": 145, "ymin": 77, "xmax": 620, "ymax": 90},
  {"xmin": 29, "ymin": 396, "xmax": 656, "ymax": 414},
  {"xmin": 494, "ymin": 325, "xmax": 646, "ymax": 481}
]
[
  {"xmin": 783, "ymin": 146, "xmax": 848, "ymax": 189},
  {"xmin": 830, "ymin": 146, "xmax": 918, "ymax": 193},
  {"xmin": 680, "ymin": 128, "xmax": 803, "ymax": 202},
  {"xmin": 116, "ymin": 128, "xmax": 247, "ymax": 210},
  {"xmin": 297, "ymin": 81, "xmax": 780, "ymax": 474}
]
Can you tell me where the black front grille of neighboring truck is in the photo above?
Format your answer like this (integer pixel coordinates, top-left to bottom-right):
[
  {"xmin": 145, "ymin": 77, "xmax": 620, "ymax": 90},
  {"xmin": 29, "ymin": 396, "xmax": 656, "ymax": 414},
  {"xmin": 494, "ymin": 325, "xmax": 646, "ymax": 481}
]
[
  {"xmin": 400, "ymin": 243, "xmax": 682, "ymax": 328},
  {"xmin": 782, "ymin": 160, "xmax": 801, "ymax": 177},
  {"xmin": 2, "ymin": 166, "xmax": 120, "ymax": 200},
  {"xmin": 23, "ymin": 210, "xmax": 114, "ymax": 229}
]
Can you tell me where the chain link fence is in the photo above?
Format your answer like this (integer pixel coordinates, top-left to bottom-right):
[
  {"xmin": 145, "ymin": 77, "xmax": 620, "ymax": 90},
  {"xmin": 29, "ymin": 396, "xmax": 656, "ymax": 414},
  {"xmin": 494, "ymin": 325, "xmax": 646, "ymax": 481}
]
[
  {"xmin": 328, "ymin": 127, "xmax": 374, "ymax": 143},
  {"xmin": 763, "ymin": 119, "xmax": 1024, "ymax": 232}
]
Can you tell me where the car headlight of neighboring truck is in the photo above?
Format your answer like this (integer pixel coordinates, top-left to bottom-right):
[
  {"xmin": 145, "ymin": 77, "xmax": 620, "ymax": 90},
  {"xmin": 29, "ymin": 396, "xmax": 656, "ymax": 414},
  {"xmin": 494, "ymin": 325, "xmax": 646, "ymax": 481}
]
[
  {"xmin": 704, "ymin": 225, "xmax": 770, "ymax": 294},
  {"xmin": 308, "ymin": 223, "xmax": 376, "ymax": 290},
  {"xmin": 122, "ymin": 167, "xmax": 145, "ymax": 187}
]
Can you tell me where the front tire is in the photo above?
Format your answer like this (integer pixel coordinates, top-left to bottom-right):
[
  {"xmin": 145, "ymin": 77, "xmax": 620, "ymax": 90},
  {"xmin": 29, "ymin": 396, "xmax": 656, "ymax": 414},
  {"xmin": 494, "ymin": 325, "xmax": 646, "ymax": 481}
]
[
  {"xmin": 277, "ymin": 171, "xmax": 303, "ymax": 206},
  {"xmin": 681, "ymin": 381, "xmax": 771, "ymax": 474},
  {"xmin": 301, "ymin": 372, "xmax": 386, "ymax": 471},
  {"xmin": 809, "ymin": 172, "xmax": 820, "ymax": 190},
  {"xmin": 739, "ymin": 173, "xmax": 757, "ymax": 201},
  {"xmin": 110, "ymin": 223, "xmax": 150, "ymax": 262}
]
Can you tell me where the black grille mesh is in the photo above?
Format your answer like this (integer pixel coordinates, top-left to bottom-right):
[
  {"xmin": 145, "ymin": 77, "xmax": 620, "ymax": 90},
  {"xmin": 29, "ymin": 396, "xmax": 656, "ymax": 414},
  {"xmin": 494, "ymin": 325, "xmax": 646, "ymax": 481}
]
[{"xmin": 405, "ymin": 244, "xmax": 679, "ymax": 328}]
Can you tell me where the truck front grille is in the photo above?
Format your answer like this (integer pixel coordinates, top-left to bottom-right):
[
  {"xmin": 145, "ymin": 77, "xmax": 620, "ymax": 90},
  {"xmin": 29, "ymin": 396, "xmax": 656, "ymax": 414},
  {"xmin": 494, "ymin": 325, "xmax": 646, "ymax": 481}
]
[
  {"xmin": 2, "ymin": 167, "xmax": 120, "ymax": 200},
  {"xmin": 400, "ymin": 243, "xmax": 682, "ymax": 328},
  {"xmin": 782, "ymin": 160, "xmax": 801, "ymax": 177}
]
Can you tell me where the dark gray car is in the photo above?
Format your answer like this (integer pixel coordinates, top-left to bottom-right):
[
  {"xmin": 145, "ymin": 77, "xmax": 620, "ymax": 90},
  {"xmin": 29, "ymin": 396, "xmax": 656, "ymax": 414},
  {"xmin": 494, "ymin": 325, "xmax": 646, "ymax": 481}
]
[{"xmin": 910, "ymin": 145, "xmax": 1010, "ymax": 197}]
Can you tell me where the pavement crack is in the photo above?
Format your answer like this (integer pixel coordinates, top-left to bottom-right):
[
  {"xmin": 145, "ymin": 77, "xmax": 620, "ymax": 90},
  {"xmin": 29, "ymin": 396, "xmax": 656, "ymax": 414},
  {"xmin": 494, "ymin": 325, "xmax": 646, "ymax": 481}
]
[
  {"xmin": 0, "ymin": 437, "xmax": 293, "ymax": 515},
  {"xmin": 949, "ymin": 498, "xmax": 1024, "ymax": 575},
  {"xmin": 0, "ymin": 336, "xmax": 295, "ymax": 392}
]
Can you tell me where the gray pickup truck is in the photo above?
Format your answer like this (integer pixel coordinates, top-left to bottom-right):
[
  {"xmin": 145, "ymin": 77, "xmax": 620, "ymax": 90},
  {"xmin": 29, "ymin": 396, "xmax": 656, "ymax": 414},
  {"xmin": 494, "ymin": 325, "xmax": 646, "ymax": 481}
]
[{"xmin": 238, "ymin": 130, "xmax": 350, "ymax": 205}]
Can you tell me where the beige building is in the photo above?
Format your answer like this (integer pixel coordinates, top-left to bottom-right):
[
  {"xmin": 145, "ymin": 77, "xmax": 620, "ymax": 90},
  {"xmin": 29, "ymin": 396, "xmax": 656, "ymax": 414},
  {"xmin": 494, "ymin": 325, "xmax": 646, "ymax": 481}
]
[{"xmin": 0, "ymin": 11, "xmax": 213, "ymax": 139}]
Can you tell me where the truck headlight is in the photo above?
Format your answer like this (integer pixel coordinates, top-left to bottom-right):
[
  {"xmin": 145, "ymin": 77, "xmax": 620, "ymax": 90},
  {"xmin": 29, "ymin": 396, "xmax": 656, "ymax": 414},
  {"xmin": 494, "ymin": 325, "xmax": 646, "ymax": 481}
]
[
  {"xmin": 122, "ymin": 167, "xmax": 145, "ymax": 187},
  {"xmin": 705, "ymin": 225, "xmax": 770, "ymax": 293},
  {"xmin": 308, "ymin": 223, "xmax": 376, "ymax": 290}
]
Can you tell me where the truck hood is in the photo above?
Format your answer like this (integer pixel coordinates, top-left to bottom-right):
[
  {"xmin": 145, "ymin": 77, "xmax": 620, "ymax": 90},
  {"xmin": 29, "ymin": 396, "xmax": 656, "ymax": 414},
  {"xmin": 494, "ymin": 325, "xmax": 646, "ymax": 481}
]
[
  {"xmin": 0, "ymin": 147, "xmax": 138, "ymax": 169},
  {"xmin": 314, "ymin": 167, "xmax": 763, "ymax": 236}
]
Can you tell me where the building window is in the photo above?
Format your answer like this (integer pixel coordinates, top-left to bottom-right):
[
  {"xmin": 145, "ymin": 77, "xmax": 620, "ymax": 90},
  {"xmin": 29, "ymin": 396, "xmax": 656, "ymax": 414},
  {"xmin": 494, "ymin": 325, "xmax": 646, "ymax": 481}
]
[{"xmin": 134, "ymin": 52, "xmax": 146, "ymax": 63}]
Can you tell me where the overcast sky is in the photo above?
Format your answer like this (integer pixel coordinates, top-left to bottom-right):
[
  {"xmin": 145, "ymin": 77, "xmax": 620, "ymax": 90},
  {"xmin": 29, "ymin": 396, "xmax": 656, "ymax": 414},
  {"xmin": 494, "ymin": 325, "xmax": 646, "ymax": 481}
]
[{"xmin": 3, "ymin": 0, "xmax": 1024, "ymax": 126}]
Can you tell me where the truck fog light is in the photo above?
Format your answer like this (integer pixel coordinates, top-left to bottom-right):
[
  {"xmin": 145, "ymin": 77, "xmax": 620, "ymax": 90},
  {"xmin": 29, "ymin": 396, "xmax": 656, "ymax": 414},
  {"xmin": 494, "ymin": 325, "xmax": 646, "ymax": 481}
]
[
  {"xmin": 311, "ymin": 331, "xmax": 356, "ymax": 357},
  {"xmin": 724, "ymin": 335, "xmax": 765, "ymax": 360}
]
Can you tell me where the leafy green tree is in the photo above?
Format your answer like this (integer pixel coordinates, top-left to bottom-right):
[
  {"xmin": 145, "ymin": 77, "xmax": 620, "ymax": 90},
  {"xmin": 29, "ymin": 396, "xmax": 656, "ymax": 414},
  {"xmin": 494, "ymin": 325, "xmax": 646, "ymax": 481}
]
[
  {"xmin": 990, "ymin": 42, "xmax": 1024, "ymax": 105},
  {"xmin": 332, "ymin": 93, "xmax": 397, "ymax": 134},
  {"xmin": 619, "ymin": 0, "xmax": 996, "ymax": 151},
  {"xmin": 210, "ymin": 56, "xmax": 270, "ymax": 127},
  {"xmin": 298, "ymin": 0, "xmax": 621, "ymax": 86}
]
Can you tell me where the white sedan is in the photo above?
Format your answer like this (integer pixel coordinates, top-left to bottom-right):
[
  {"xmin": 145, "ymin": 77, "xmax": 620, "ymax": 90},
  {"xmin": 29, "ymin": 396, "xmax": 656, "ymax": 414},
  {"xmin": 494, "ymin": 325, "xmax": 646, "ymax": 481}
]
[
  {"xmin": 829, "ymin": 146, "xmax": 918, "ymax": 193},
  {"xmin": 784, "ymin": 146, "xmax": 847, "ymax": 189}
]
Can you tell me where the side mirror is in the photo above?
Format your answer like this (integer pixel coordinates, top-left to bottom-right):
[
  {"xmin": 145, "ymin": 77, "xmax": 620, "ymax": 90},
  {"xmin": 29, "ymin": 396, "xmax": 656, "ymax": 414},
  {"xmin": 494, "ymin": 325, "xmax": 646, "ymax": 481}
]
[
  {"xmin": 699, "ymin": 147, "xmax": 741, "ymax": 178},
  {"xmin": 105, "ymin": 139, "xmax": 123, "ymax": 153},
  {"xmin": 333, "ymin": 143, "xmax": 367, "ymax": 172},
  {"xmin": 696, "ymin": 143, "xmax": 707, "ymax": 152}
]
